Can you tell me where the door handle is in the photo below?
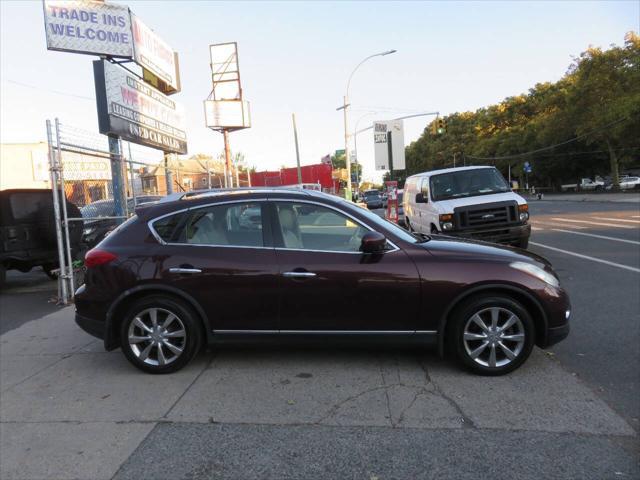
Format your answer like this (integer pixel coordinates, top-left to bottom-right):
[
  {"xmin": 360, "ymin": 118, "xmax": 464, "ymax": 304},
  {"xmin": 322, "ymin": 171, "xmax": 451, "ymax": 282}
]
[
  {"xmin": 169, "ymin": 268, "xmax": 202, "ymax": 274},
  {"xmin": 282, "ymin": 271, "xmax": 317, "ymax": 278}
]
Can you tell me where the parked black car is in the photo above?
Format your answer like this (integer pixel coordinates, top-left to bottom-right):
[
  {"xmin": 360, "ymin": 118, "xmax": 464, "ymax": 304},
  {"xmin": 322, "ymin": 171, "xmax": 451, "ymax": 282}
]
[
  {"xmin": 0, "ymin": 189, "xmax": 82, "ymax": 286},
  {"xmin": 75, "ymin": 188, "xmax": 570, "ymax": 375},
  {"xmin": 81, "ymin": 196, "xmax": 161, "ymax": 248}
]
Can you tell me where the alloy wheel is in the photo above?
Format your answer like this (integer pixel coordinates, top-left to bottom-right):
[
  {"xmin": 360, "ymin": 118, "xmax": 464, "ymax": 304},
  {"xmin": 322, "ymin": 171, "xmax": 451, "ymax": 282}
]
[
  {"xmin": 462, "ymin": 307, "xmax": 525, "ymax": 368},
  {"xmin": 127, "ymin": 308, "xmax": 186, "ymax": 366}
]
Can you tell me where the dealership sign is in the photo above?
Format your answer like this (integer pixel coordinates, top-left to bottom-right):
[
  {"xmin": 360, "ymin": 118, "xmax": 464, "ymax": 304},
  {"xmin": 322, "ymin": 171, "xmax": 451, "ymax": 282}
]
[
  {"xmin": 374, "ymin": 120, "xmax": 405, "ymax": 171},
  {"xmin": 204, "ymin": 100, "xmax": 251, "ymax": 129},
  {"xmin": 42, "ymin": 0, "xmax": 133, "ymax": 57},
  {"xmin": 94, "ymin": 60, "xmax": 187, "ymax": 154},
  {"xmin": 131, "ymin": 14, "xmax": 180, "ymax": 94}
]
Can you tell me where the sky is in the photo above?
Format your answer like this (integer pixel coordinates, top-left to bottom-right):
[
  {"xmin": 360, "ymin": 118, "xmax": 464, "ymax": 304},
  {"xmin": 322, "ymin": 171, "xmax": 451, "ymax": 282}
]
[{"xmin": 1, "ymin": 0, "xmax": 638, "ymax": 182}]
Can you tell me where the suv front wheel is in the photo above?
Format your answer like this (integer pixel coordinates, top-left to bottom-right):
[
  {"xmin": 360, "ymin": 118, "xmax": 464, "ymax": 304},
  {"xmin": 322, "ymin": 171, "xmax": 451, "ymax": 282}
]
[
  {"xmin": 120, "ymin": 296, "xmax": 202, "ymax": 374},
  {"xmin": 449, "ymin": 295, "xmax": 535, "ymax": 375}
]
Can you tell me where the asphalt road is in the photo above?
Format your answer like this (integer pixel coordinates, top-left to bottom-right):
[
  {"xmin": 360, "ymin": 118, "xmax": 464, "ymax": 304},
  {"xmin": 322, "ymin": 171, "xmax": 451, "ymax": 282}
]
[{"xmin": 527, "ymin": 199, "xmax": 640, "ymax": 432}]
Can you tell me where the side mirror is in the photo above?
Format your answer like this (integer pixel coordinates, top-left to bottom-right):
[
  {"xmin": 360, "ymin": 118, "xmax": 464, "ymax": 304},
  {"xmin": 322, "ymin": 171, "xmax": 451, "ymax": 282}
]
[
  {"xmin": 415, "ymin": 192, "xmax": 427, "ymax": 203},
  {"xmin": 360, "ymin": 231, "xmax": 387, "ymax": 254}
]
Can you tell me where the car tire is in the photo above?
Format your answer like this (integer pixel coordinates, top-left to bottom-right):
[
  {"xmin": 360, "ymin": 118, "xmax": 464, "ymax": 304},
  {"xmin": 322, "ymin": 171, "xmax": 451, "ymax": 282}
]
[
  {"xmin": 0, "ymin": 264, "xmax": 6, "ymax": 288},
  {"xmin": 448, "ymin": 295, "xmax": 535, "ymax": 376},
  {"xmin": 517, "ymin": 238, "xmax": 529, "ymax": 249},
  {"xmin": 405, "ymin": 218, "xmax": 413, "ymax": 232},
  {"xmin": 120, "ymin": 296, "xmax": 203, "ymax": 374}
]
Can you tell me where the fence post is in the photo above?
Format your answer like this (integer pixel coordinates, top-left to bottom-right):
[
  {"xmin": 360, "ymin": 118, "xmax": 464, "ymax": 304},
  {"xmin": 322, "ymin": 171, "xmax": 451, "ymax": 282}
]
[
  {"xmin": 55, "ymin": 119, "xmax": 76, "ymax": 298},
  {"xmin": 46, "ymin": 120, "xmax": 68, "ymax": 304}
]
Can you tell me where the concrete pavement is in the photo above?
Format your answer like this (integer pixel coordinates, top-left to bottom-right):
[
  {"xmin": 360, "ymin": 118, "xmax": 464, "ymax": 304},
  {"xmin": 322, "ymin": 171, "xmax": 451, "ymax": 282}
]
[{"xmin": 1, "ymin": 307, "xmax": 637, "ymax": 480}]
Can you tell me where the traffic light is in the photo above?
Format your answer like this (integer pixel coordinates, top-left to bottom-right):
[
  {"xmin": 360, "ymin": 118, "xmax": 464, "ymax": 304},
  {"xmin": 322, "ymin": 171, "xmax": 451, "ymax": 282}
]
[{"xmin": 431, "ymin": 117, "xmax": 446, "ymax": 135}]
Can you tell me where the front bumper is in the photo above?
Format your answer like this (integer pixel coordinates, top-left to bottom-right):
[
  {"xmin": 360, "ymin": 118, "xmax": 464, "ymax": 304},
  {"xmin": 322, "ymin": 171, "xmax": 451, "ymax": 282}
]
[
  {"xmin": 446, "ymin": 223, "xmax": 531, "ymax": 245},
  {"xmin": 545, "ymin": 321, "xmax": 570, "ymax": 347}
]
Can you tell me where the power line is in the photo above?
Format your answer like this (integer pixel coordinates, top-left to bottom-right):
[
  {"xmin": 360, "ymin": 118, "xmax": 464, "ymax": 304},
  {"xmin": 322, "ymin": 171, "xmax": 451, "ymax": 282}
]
[
  {"xmin": 465, "ymin": 116, "xmax": 632, "ymax": 161},
  {"xmin": 3, "ymin": 79, "xmax": 94, "ymax": 101}
]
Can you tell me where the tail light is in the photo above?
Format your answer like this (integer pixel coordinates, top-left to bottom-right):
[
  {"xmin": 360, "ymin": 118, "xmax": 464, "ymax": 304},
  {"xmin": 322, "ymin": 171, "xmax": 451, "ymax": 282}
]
[{"xmin": 85, "ymin": 249, "xmax": 117, "ymax": 268}]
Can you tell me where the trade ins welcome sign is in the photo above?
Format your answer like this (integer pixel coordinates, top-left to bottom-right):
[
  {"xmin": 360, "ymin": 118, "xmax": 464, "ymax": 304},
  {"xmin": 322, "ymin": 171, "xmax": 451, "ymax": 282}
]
[{"xmin": 42, "ymin": 0, "xmax": 133, "ymax": 57}]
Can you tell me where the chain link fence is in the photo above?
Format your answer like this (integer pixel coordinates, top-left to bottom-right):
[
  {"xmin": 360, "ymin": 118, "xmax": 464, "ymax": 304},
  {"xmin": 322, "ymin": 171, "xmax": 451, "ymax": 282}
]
[{"xmin": 46, "ymin": 119, "xmax": 245, "ymax": 304}]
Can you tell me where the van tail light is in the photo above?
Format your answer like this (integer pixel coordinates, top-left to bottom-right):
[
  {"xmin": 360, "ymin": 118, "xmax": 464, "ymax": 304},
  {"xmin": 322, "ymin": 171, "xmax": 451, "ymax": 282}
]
[{"xmin": 85, "ymin": 249, "xmax": 117, "ymax": 268}]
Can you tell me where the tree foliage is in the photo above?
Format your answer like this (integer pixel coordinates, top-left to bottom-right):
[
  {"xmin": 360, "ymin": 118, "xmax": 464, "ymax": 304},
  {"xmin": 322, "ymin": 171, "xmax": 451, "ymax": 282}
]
[{"xmin": 399, "ymin": 34, "xmax": 640, "ymax": 189}]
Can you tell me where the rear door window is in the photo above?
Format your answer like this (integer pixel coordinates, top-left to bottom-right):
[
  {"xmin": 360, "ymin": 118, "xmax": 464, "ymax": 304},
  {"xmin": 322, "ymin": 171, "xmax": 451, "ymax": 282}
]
[{"xmin": 184, "ymin": 202, "xmax": 264, "ymax": 247}]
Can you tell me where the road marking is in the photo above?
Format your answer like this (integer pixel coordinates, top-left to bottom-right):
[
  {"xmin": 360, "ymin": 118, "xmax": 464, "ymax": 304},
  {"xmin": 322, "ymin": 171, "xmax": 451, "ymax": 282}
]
[
  {"xmin": 632, "ymin": 216, "xmax": 640, "ymax": 218},
  {"xmin": 548, "ymin": 229, "xmax": 640, "ymax": 245},
  {"xmin": 550, "ymin": 217, "xmax": 635, "ymax": 229},
  {"xmin": 534, "ymin": 221, "xmax": 587, "ymax": 229},
  {"xmin": 590, "ymin": 216, "xmax": 640, "ymax": 224},
  {"xmin": 531, "ymin": 226, "xmax": 544, "ymax": 231},
  {"xmin": 530, "ymin": 242, "xmax": 640, "ymax": 273}
]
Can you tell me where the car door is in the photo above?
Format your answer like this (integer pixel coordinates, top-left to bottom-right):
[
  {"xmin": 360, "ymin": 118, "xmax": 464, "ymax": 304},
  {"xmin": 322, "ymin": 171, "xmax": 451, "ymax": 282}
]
[
  {"xmin": 153, "ymin": 200, "xmax": 279, "ymax": 331},
  {"xmin": 271, "ymin": 200, "xmax": 421, "ymax": 332}
]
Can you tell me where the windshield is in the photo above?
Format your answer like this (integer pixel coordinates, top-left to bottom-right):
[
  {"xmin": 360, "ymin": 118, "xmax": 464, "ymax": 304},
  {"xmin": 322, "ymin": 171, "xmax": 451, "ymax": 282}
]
[
  {"xmin": 364, "ymin": 191, "xmax": 380, "ymax": 198},
  {"xmin": 430, "ymin": 168, "xmax": 510, "ymax": 201}
]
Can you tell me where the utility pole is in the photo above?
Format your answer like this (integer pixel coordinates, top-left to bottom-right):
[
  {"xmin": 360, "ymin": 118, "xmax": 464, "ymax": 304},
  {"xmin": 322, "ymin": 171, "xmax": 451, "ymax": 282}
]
[
  {"xmin": 206, "ymin": 157, "xmax": 212, "ymax": 189},
  {"xmin": 292, "ymin": 113, "xmax": 302, "ymax": 184},
  {"xmin": 342, "ymin": 96, "xmax": 351, "ymax": 200}
]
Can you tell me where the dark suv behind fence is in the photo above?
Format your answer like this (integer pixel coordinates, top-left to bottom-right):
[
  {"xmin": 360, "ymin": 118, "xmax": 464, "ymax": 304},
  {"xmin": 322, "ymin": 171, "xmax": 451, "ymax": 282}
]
[{"xmin": 0, "ymin": 189, "xmax": 82, "ymax": 286}]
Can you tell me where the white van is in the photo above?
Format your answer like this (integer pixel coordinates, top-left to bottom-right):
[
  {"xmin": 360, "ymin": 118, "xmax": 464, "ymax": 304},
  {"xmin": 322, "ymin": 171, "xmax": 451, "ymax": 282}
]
[{"xmin": 403, "ymin": 166, "xmax": 531, "ymax": 248}]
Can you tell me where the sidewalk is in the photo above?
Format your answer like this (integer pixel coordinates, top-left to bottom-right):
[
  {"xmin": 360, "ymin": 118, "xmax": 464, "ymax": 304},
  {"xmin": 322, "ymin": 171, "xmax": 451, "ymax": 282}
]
[
  {"xmin": 524, "ymin": 192, "xmax": 640, "ymax": 203},
  {"xmin": 1, "ymin": 308, "xmax": 638, "ymax": 479}
]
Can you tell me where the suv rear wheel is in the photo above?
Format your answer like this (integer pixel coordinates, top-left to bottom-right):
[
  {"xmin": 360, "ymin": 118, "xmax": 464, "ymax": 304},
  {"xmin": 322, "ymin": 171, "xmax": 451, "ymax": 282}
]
[
  {"xmin": 449, "ymin": 295, "xmax": 534, "ymax": 375},
  {"xmin": 120, "ymin": 296, "xmax": 202, "ymax": 374}
]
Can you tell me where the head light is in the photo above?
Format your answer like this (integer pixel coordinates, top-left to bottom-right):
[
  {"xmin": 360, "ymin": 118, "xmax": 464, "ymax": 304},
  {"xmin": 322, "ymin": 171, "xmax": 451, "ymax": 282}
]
[
  {"xmin": 519, "ymin": 212, "xmax": 529, "ymax": 222},
  {"xmin": 510, "ymin": 261, "xmax": 560, "ymax": 288}
]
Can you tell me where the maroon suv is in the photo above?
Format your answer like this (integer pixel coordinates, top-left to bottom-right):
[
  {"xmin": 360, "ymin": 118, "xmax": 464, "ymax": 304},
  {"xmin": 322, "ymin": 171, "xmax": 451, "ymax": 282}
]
[{"xmin": 75, "ymin": 189, "xmax": 570, "ymax": 375}]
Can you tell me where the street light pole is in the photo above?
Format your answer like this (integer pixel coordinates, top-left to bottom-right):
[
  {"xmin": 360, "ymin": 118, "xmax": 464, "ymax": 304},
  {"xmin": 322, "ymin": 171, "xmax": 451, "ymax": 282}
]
[{"xmin": 340, "ymin": 49, "xmax": 396, "ymax": 200}]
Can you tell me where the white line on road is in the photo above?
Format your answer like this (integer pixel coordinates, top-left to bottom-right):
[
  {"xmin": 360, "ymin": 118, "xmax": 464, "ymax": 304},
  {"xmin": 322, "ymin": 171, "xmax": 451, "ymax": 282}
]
[
  {"xmin": 530, "ymin": 242, "xmax": 640, "ymax": 273},
  {"xmin": 531, "ymin": 226, "xmax": 544, "ymax": 231},
  {"xmin": 633, "ymin": 216, "xmax": 640, "ymax": 218},
  {"xmin": 548, "ymin": 229, "xmax": 640, "ymax": 245},
  {"xmin": 590, "ymin": 216, "xmax": 640, "ymax": 224},
  {"xmin": 534, "ymin": 221, "xmax": 587, "ymax": 229},
  {"xmin": 550, "ymin": 217, "xmax": 635, "ymax": 229}
]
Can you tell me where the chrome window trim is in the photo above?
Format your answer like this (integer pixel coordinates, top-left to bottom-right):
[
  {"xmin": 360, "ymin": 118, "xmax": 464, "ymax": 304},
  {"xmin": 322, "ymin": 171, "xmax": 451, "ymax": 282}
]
[
  {"xmin": 270, "ymin": 198, "xmax": 400, "ymax": 254},
  {"xmin": 148, "ymin": 196, "xmax": 401, "ymax": 253},
  {"xmin": 148, "ymin": 198, "xmax": 269, "ymax": 247}
]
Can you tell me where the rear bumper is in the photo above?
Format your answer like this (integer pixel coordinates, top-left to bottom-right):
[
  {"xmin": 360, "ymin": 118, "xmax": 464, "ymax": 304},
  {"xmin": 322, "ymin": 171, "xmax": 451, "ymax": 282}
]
[
  {"xmin": 75, "ymin": 312, "xmax": 105, "ymax": 341},
  {"xmin": 448, "ymin": 223, "xmax": 531, "ymax": 245}
]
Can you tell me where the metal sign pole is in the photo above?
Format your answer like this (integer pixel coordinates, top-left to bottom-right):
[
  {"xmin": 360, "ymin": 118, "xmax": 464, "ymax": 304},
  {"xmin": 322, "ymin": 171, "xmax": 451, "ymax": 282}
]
[
  {"xmin": 223, "ymin": 129, "xmax": 232, "ymax": 188},
  {"xmin": 46, "ymin": 120, "xmax": 68, "ymax": 304},
  {"xmin": 108, "ymin": 135, "xmax": 126, "ymax": 222}
]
